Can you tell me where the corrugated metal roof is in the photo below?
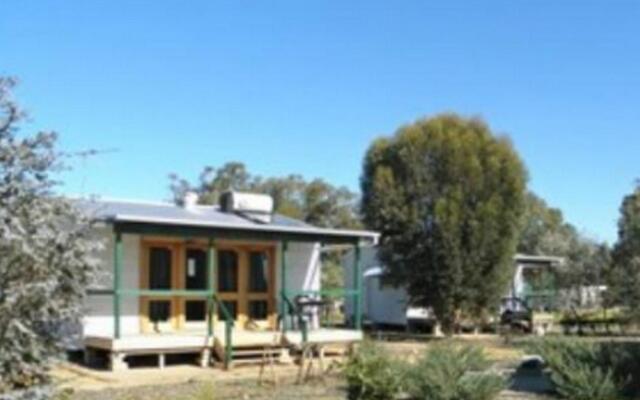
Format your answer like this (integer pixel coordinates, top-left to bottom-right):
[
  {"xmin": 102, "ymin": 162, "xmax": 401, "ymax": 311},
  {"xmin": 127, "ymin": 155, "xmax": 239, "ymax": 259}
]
[{"xmin": 73, "ymin": 198, "xmax": 379, "ymax": 242}]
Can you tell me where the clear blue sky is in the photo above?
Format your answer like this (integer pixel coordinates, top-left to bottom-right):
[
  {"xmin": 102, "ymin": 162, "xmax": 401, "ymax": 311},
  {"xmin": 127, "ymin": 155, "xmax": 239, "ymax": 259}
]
[{"xmin": 1, "ymin": 1, "xmax": 638, "ymax": 243}]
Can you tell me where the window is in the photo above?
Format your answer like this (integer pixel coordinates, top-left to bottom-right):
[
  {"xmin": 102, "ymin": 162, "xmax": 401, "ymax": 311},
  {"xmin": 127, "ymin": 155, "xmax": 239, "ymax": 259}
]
[
  {"xmin": 248, "ymin": 251, "xmax": 269, "ymax": 293},
  {"xmin": 248, "ymin": 300, "xmax": 268, "ymax": 320},
  {"xmin": 218, "ymin": 250, "xmax": 238, "ymax": 292},
  {"xmin": 185, "ymin": 300, "xmax": 206, "ymax": 322},
  {"xmin": 149, "ymin": 247, "xmax": 172, "ymax": 289},
  {"xmin": 149, "ymin": 300, "xmax": 171, "ymax": 323},
  {"xmin": 185, "ymin": 249, "xmax": 207, "ymax": 290},
  {"xmin": 218, "ymin": 300, "xmax": 237, "ymax": 320}
]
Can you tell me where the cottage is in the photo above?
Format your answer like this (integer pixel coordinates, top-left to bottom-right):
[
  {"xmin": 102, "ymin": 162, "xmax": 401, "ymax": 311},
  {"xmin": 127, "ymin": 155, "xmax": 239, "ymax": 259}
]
[{"xmin": 75, "ymin": 192, "xmax": 378, "ymax": 370}]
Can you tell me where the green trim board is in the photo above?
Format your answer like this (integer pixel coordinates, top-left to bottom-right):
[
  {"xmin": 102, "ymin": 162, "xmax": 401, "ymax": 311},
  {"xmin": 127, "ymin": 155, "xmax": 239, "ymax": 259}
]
[
  {"xmin": 353, "ymin": 245, "xmax": 362, "ymax": 330},
  {"xmin": 113, "ymin": 221, "xmax": 363, "ymax": 245},
  {"xmin": 285, "ymin": 289, "xmax": 359, "ymax": 298},
  {"xmin": 113, "ymin": 231, "xmax": 123, "ymax": 339},
  {"xmin": 280, "ymin": 241, "xmax": 288, "ymax": 332},
  {"xmin": 119, "ymin": 289, "xmax": 214, "ymax": 297},
  {"xmin": 212, "ymin": 294, "xmax": 234, "ymax": 369},
  {"xmin": 280, "ymin": 292, "xmax": 308, "ymax": 343},
  {"xmin": 207, "ymin": 240, "xmax": 215, "ymax": 336}
]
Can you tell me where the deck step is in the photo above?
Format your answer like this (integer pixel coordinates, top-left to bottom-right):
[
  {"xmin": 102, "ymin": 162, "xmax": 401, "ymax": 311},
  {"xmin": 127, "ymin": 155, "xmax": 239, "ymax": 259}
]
[
  {"xmin": 213, "ymin": 341, "xmax": 287, "ymax": 367},
  {"xmin": 233, "ymin": 348, "xmax": 283, "ymax": 357},
  {"xmin": 230, "ymin": 357, "xmax": 280, "ymax": 366}
]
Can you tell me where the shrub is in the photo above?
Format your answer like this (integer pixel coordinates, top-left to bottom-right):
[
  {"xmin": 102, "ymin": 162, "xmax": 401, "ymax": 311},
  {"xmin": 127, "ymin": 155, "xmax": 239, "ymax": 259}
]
[
  {"xmin": 599, "ymin": 342, "xmax": 640, "ymax": 396},
  {"xmin": 343, "ymin": 341, "xmax": 406, "ymax": 400},
  {"xmin": 525, "ymin": 338, "xmax": 638, "ymax": 400},
  {"xmin": 406, "ymin": 344, "xmax": 505, "ymax": 400}
]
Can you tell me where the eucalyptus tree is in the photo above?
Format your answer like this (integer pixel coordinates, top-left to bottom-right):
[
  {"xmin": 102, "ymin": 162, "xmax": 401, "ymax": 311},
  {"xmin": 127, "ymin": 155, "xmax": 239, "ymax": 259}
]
[
  {"xmin": 609, "ymin": 183, "xmax": 640, "ymax": 318},
  {"xmin": 361, "ymin": 114, "xmax": 527, "ymax": 333}
]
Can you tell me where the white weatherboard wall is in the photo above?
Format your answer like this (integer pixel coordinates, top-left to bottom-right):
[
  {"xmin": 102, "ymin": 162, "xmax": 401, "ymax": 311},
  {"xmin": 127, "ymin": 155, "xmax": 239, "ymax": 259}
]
[
  {"xmin": 83, "ymin": 229, "xmax": 141, "ymax": 337},
  {"xmin": 276, "ymin": 242, "xmax": 322, "ymax": 328},
  {"xmin": 279, "ymin": 242, "xmax": 321, "ymax": 294}
]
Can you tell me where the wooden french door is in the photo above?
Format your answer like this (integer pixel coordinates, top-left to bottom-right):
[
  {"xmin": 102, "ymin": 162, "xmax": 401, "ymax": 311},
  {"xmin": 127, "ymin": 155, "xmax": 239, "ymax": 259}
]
[
  {"xmin": 139, "ymin": 240, "xmax": 276, "ymax": 334},
  {"xmin": 215, "ymin": 244, "xmax": 276, "ymax": 330},
  {"xmin": 140, "ymin": 241, "xmax": 181, "ymax": 333}
]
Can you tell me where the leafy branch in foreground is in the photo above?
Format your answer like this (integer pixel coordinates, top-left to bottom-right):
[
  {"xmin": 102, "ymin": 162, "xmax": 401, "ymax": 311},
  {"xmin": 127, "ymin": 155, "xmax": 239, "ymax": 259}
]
[{"xmin": 0, "ymin": 77, "xmax": 101, "ymax": 399}]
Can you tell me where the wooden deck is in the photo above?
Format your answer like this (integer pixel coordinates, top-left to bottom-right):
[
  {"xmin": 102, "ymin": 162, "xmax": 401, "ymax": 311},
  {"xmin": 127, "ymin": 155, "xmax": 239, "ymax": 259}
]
[
  {"xmin": 213, "ymin": 327, "xmax": 282, "ymax": 347},
  {"xmin": 83, "ymin": 328, "xmax": 362, "ymax": 370},
  {"xmin": 284, "ymin": 328, "xmax": 363, "ymax": 347},
  {"xmin": 85, "ymin": 333, "xmax": 215, "ymax": 353}
]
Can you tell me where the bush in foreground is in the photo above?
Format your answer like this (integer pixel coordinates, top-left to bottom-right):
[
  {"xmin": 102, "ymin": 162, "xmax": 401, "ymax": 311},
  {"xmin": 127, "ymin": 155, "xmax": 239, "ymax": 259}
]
[
  {"xmin": 406, "ymin": 344, "xmax": 506, "ymax": 400},
  {"xmin": 526, "ymin": 338, "xmax": 640, "ymax": 400},
  {"xmin": 344, "ymin": 341, "xmax": 406, "ymax": 400},
  {"xmin": 344, "ymin": 341, "xmax": 504, "ymax": 400}
]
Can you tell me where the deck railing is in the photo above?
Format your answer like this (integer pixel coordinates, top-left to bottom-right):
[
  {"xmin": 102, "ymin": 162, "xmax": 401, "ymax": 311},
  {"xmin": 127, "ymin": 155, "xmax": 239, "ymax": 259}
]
[
  {"xmin": 280, "ymin": 288, "xmax": 359, "ymax": 343},
  {"xmin": 212, "ymin": 294, "xmax": 234, "ymax": 370},
  {"xmin": 281, "ymin": 292, "xmax": 309, "ymax": 343},
  {"xmin": 114, "ymin": 289, "xmax": 234, "ymax": 369}
]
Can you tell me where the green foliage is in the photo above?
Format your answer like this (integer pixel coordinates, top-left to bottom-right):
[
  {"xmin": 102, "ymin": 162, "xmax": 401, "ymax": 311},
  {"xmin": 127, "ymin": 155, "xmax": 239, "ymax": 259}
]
[
  {"xmin": 609, "ymin": 183, "xmax": 640, "ymax": 319},
  {"xmin": 518, "ymin": 192, "xmax": 575, "ymax": 256},
  {"xmin": 0, "ymin": 78, "xmax": 101, "ymax": 397},
  {"xmin": 407, "ymin": 344, "xmax": 505, "ymax": 400},
  {"xmin": 361, "ymin": 114, "xmax": 527, "ymax": 332},
  {"xmin": 343, "ymin": 341, "xmax": 406, "ymax": 400},
  {"xmin": 321, "ymin": 255, "xmax": 344, "ymax": 290},
  {"xmin": 344, "ymin": 342, "xmax": 504, "ymax": 400},
  {"xmin": 526, "ymin": 338, "xmax": 640, "ymax": 400},
  {"xmin": 169, "ymin": 162, "xmax": 361, "ymax": 229},
  {"xmin": 528, "ymin": 339, "xmax": 617, "ymax": 400},
  {"xmin": 519, "ymin": 192, "xmax": 611, "ymax": 309}
]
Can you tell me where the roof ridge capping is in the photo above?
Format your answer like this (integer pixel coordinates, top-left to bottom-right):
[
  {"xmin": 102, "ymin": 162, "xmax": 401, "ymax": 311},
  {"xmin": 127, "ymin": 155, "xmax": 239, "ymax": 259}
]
[
  {"xmin": 71, "ymin": 195, "xmax": 177, "ymax": 208},
  {"xmin": 74, "ymin": 195, "xmax": 222, "ymax": 209}
]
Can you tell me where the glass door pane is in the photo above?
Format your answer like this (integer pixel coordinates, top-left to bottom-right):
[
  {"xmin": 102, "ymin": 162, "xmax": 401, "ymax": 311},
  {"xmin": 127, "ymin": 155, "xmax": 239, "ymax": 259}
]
[
  {"xmin": 145, "ymin": 245, "xmax": 175, "ymax": 333},
  {"xmin": 248, "ymin": 251, "xmax": 269, "ymax": 293},
  {"xmin": 218, "ymin": 250, "xmax": 238, "ymax": 292},
  {"xmin": 149, "ymin": 247, "xmax": 172, "ymax": 289},
  {"xmin": 246, "ymin": 250, "xmax": 272, "ymax": 325},
  {"xmin": 185, "ymin": 248, "xmax": 207, "ymax": 290}
]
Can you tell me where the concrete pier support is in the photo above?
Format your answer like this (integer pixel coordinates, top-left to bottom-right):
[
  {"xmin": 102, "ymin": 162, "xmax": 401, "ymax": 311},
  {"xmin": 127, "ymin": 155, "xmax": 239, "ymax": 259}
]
[
  {"xmin": 199, "ymin": 349, "xmax": 211, "ymax": 367},
  {"xmin": 110, "ymin": 352, "xmax": 128, "ymax": 371}
]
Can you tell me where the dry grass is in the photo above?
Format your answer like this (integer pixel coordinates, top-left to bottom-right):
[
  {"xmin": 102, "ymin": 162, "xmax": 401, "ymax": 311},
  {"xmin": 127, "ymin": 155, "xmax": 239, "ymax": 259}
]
[
  {"xmin": 375, "ymin": 334, "xmax": 525, "ymax": 366},
  {"xmin": 56, "ymin": 335, "xmax": 547, "ymax": 400},
  {"xmin": 63, "ymin": 374, "xmax": 346, "ymax": 400}
]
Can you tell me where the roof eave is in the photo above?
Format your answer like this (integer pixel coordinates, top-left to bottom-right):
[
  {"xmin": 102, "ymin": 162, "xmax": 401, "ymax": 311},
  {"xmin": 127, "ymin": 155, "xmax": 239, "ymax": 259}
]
[{"xmin": 105, "ymin": 214, "xmax": 379, "ymax": 245}]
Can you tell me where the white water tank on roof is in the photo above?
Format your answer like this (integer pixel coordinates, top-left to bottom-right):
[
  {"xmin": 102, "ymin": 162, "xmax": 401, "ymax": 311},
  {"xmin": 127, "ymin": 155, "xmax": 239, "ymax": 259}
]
[{"xmin": 220, "ymin": 191, "xmax": 274, "ymax": 223}]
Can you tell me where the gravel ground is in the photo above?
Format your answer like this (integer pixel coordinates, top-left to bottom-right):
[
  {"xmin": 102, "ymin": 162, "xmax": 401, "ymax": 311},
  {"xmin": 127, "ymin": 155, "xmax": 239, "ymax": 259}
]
[{"xmin": 67, "ymin": 375, "xmax": 347, "ymax": 400}]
